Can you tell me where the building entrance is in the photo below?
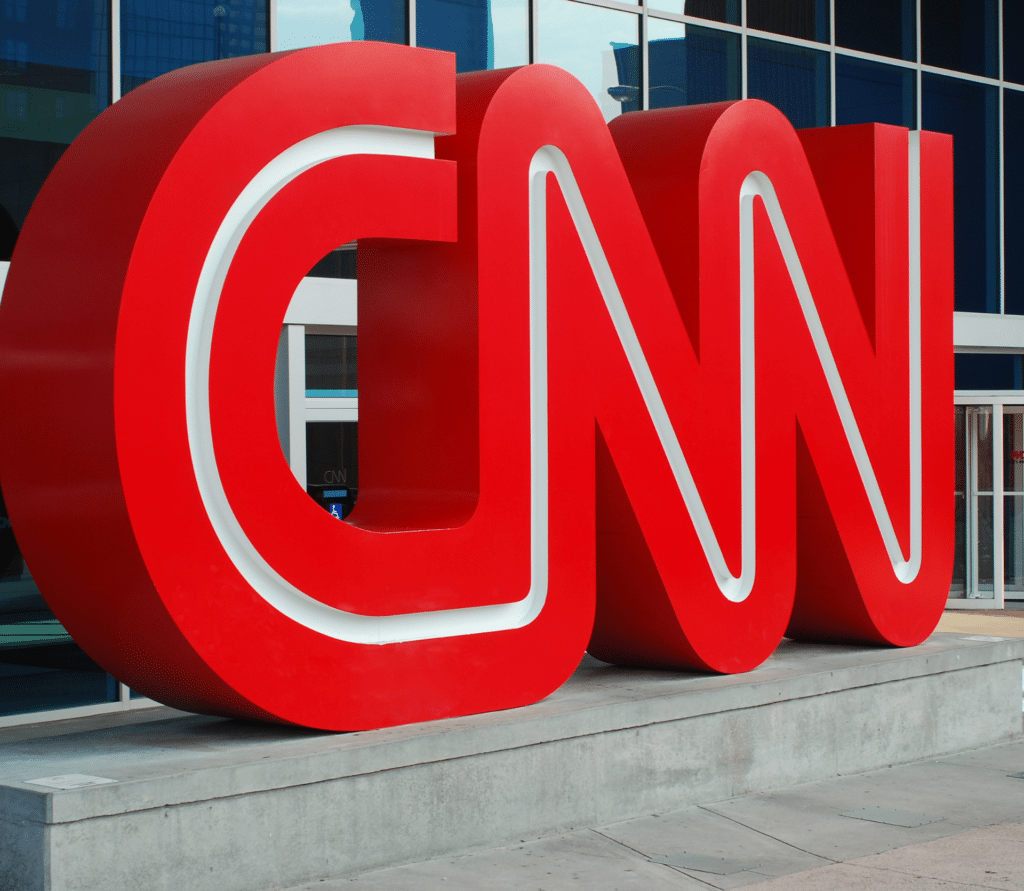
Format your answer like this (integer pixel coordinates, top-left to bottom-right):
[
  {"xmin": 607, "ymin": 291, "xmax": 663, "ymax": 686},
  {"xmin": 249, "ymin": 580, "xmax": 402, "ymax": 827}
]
[{"xmin": 950, "ymin": 397, "xmax": 1024, "ymax": 608}]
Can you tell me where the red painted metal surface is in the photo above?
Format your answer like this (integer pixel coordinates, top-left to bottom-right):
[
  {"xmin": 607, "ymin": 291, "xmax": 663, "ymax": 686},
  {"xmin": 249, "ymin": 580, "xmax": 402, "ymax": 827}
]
[{"xmin": 0, "ymin": 44, "xmax": 953, "ymax": 729}]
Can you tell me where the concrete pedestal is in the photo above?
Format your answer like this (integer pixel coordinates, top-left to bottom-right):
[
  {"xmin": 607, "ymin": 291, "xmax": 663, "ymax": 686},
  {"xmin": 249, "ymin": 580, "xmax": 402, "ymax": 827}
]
[{"xmin": 1, "ymin": 634, "xmax": 1022, "ymax": 891}]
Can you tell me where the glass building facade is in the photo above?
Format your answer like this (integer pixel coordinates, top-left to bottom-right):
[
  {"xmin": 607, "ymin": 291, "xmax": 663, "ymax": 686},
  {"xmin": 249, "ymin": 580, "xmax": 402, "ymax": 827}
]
[{"xmin": 1, "ymin": 0, "xmax": 1023, "ymax": 724}]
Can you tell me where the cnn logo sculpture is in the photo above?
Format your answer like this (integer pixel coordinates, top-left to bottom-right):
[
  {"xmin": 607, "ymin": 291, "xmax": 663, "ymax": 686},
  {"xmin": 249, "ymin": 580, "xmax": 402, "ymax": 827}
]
[{"xmin": 0, "ymin": 43, "xmax": 953, "ymax": 730}]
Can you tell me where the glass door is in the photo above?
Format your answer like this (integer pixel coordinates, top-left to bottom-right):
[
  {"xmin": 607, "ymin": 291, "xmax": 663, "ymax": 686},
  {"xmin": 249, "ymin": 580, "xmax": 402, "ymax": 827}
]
[
  {"xmin": 1004, "ymin": 407, "xmax": 1024, "ymax": 599},
  {"xmin": 951, "ymin": 405, "xmax": 997, "ymax": 601}
]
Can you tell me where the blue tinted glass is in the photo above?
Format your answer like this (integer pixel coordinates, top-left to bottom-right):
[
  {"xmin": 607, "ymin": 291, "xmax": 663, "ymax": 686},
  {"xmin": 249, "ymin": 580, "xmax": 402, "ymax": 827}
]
[
  {"xmin": 1, "ymin": 488, "xmax": 114, "ymax": 718},
  {"xmin": 0, "ymin": 0, "xmax": 110, "ymax": 244},
  {"xmin": 835, "ymin": 55, "xmax": 915, "ymax": 128},
  {"xmin": 922, "ymin": 74, "xmax": 999, "ymax": 314},
  {"xmin": 538, "ymin": 0, "xmax": 639, "ymax": 121},
  {"xmin": 835, "ymin": 0, "xmax": 915, "ymax": 62},
  {"xmin": 747, "ymin": 37, "xmax": 829, "ymax": 130},
  {"xmin": 1004, "ymin": 89, "xmax": 1024, "ymax": 315},
  {"xmin": 921, "ymin": 0, "xmax": 997, "ymax": 78},
  {"xmin": 646, "ymin": 20, "xmax": 739, "ymax": 109},
  {"xmin": 955, "ymin": 355, "xmax": 1024, "ymax": 390},
  {"xmin": 418, "ymin": 0, "xmax": 527, "ymax": 72},
  {"xmin": 121, "ymin": 0, "xmax": 268, "ymax": 94},
  {"xmin": 648, "ymin": 0, "xmax": 738, "ymax": 25},
  {"xmin": 1006, "ymin": 2, "xmax": 1024, "ymax": 85},
  {"xmin": 278, "ymin": 0, "xmax": 406, "ymax": 47},
  {"xmin": 747, "ymin": 0, "xmax": 828, "ymax": 44}
]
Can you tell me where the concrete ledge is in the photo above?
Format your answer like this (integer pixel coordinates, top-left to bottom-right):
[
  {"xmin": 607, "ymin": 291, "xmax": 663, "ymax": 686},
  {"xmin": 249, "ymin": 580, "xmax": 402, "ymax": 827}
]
[{"xmin": 1, "ymin": 634, "xmax": 1022, "ymax": 891}]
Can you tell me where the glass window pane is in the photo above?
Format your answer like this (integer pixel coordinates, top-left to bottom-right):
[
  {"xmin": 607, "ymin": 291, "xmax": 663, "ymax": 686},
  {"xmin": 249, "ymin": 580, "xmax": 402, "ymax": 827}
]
[
  {"xmin": 1004, "ymin": 90, "xmax": 1024, "ymax": 314},
  {"xmin": 1, "ymin": 488, "xmax": 114, "ymax": 717},
  {"xmin": 306, "ymin": 422, "xmax": 359, "ymax": 519},
  {"xmin": 747, "ymin": 37, "xmax": 829, "ymax": 130},
  {"xmin": 835, "ymin": 0, "xmax": 915, "ymax": 62},
  {"xmin": 954, "ymin": 355, "xmax": 1024, "ymax": 390},
  {"xmin": 538, "ymin": 0, "xmax": 640, "ymax": 121},
  {"xmin": 418, "ymin": 0, "xmax": 527, "ymax": 72},
  {"xmin": 647, "ymin": 0, "xmax": 738, "ymax": 25},
  {"xmin": 952, "ymin": 405, "xmax": 965, "ymax": 596},
  {"xmin": 1004, "ymin": 409, "xmax": 1024, "ymax": 595},
  {"xmin": 835, "ymin": 55, "xmax": 915, "ymax": 128},
  {"xmin": 307, "ymin": 246, "xmax": 358, "ymax": 279},
  {"xmin": 121, "ymin": 0, "xmax": 268, "ymax": 96},
  {"xmin": 747, "ymin": 0, "xmax": 828, "ymax": 44},
  {"xmin": 922, "ymin": 74, "xmax": 999, "ymax": 314},
  {"xmin": 306, "ymin": 334, "xmax": 358, "ymax": 395},
  {"xmin": 921, "ymin": 0, "xmax": 997, "ymax": 79},
  {"xmin": 1005, "ymin": 1, "xmax": 1024, "ymax": 85},
  {"xmin": 0, "ymin": 0, "xmax": 109, "ymax": 249},
  {"xmin": 646, "ymin": 20, "xmax": 740, "ymax": 109},
  {"xmin": 277, "ymin": 0, "xmax": 406, "ymax": 48}
]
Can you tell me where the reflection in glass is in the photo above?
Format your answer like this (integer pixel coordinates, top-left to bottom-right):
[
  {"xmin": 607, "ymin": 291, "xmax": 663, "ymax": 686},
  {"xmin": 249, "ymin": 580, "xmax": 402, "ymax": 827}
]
[
  {"xmin": 952, "ymin": 405, "xmax": 965, "ymax": 596},
  {"xmin": 0, "ymin": 487, "xmax": 114, "ymax": 717},
  {"xmin": 951, "ymin": 406, "xmax": 995, "ymax": 599},
  {"xmin": 278, "ymin": 0, "xmax": 406, "ymax": 48},
  {"xmin": 1005, "ymin": 91, "xmax": 1024, "ymax": 315},
  {"xmin": 646, "ymin": 20, "xmax": 740, "ymax": 109},
  {"xmin": 418, "ymin": 0, "xmax": 527, "ymax": 72},
  {"xmin": 922, "ymin": 74, "xmax": 999, "ymax": 314},
  {"xmin": 307, "ymin": 422, "xmax": 359, "ymax": 519},
  {"xmin": 306, "ymin": 334, "xmax": 357, "ymax": 395},
  {"xmin": 747, "ymin": 0, "xmax": 828, "ymax": 44},
  {"xmin": 977, "ymin": 494, "xmax": 995, "ymax": 597},
  {"xmin": 955, "ymin": 355, "xmax": 1024, "ymax": 391},
  {"xmin": 835, "ymin": 0, "xmax": 914, "ymax": 62},
  {"xmin": 121, "ymin": 0, "xmax": 268, "ymax": 95},
  {"xmin": 1005, "ymin": 1, "xmax": 1024, "ymax": 85},
  {"xmin": 1004, "ymin": 410, "xmax": 1024, "ymax": 595},
  {"xmin": 0, "ymin": 0, "xmax": 109, "ymax": 237},
  {"xmin": 1004, "ymin": 409, "xmax": 1024, "ymax": 495},
  {"xmin": 538, "ymin": 0, "xmax": 639, "ymax": 122},
  {"xmin": 647, "ymin": 0, "xmax": 738, "ymax": 25},
  {"xmin": 747, "ymin": 37, "xmax": 828, "ymax": 130},
  {"xmin": 835, "ymin": 56, "xmax": 914, "ymax": 128},
  {"xmin": 921, "ymin": 0, "xmax": 997, "ymax": 79},
  {"xmin": 308, "ymin": 246, "xmax": 358, "ymax": 280}
]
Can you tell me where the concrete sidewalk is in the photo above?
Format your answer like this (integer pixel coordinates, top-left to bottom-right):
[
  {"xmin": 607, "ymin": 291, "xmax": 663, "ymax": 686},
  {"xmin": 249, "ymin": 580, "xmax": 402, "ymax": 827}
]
[
  {"xmin": 289, "ymin": 731, "xmax": 1024, "ymax": 891},
  {"xmin": 283, "ymin": 612, "xmax": 1024, "ymax": 891}
]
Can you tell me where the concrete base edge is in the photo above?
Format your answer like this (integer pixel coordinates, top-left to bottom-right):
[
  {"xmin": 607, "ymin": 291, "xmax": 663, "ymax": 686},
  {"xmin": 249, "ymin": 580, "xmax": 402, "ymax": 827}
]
[{"xmin": 1, "ymin": 634, "xmax": 1022, "ymax": 891}]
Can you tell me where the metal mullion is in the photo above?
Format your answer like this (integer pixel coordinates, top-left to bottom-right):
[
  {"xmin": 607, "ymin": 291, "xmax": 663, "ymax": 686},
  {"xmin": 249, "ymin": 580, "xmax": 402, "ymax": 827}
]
[
  {"xmin": 1001, "ymin": 82, "xmax": 1006, "ymax": 314},
  {"xmin": 999, "ymin": 0, "xmax": 1005, "ymax": 83},
  {"xmin": 0, "ymin": 697, "xmax": 162, "ymax": 730},
  {"xmin": 269, "ymin": 0, "xmax": 278, "ymax": 51},
  {"xmin": 645, "ymin": 10, "xmax": 742, "ymax": 34},
  {"xmin": 999, "ymin": 0, "xmax": 1005, "ymax": 316},
  {"xmin": 742, "ymin": 28, "xmax": 830, "ymax": 54},
  {"xmin": 110, "ymin": 0, "xmax": 120, "ymax": 103},
  {"xmin": 287, "ymin": 324, "xmax": 307, "ymax": 486},
  {"xmin": 640, "ymin": 5, "xmax": 648, "ymax": 111},
  {"xmin": 561, "ymin": 0, "xmax": 642, "ymax": 16},
  {"xmin": 408, "ymin": 0, "xmax": 417, "ymax": 46},
  {"xmin": 740, "ymin": 0, "xmax": 747, "ymax": 100},
  {"xmin": 827, "ymin": 43, "xmax": 918, "ymax": 73},
  {"xmin": 529, "ymin": 0, "xmax": 539, "ymax": 63},
  {"xmin": 919, "ymin": 62, "xmax": 1003, "ymax": 89},
  {"xmin": 915, "ymin": 0, "xmax": 921, "ymax": 131},
  {"xmin": 829, "ymin": 0, "xmax": 835, "ymax": 127},
  {"xmin": 995, "ymin": 402, "xmax": 1006, "ymax": 607},
  {"xmin": 969, "ymin": 409, "xmax": 978, "ymax": 597}
]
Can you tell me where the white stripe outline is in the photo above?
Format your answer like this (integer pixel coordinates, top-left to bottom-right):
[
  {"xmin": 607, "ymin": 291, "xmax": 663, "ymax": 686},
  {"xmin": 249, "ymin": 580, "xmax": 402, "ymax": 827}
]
[{"xmin": 184, "ymin": 125, "xmax": 922, "ymax": 645}]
